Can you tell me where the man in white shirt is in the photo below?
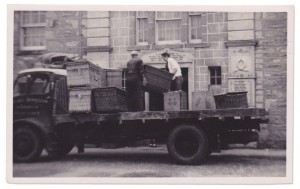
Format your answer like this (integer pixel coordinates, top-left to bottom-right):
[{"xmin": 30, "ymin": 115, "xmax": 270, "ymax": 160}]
[{"xmin": 161, "ymin": 52, "xmax": 183, "ymax": 91}]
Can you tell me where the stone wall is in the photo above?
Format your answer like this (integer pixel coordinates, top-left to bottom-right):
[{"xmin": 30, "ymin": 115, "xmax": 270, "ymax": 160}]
[
  {"xmin": 255, "ymin": 12, "xmax": 287, "ymax": 149},
  {"xmin": 194, "ymin": 12, "xmax": 228, "ymax": 93},
  {"xmin": 109, "ymin": 11, "xmax": 135, "ymax": 68},
  {"xmin": 13, "ymin": 11, "xmax": 84, "ymax": 79}
]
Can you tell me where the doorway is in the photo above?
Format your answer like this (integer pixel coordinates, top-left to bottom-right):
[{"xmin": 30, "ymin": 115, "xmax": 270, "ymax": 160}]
[{"xmin": 149, "ymin": 68, "xmax": 189, "ymax": 111}]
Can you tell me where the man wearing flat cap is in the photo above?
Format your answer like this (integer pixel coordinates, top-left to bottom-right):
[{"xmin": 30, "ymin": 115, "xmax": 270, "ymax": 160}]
[
  {"xmin": 161, "ymin": 52, "xmax": 183, "ymax": 91},
  {"xmin": 126, "ymin": 51, "xmax": 145, "ymax": 111}
]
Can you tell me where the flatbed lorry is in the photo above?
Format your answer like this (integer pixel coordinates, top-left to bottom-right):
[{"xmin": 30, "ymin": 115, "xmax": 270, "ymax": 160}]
[{"xmin": 13, "ymin": 68, "xmax": 268, "ymax": 165}]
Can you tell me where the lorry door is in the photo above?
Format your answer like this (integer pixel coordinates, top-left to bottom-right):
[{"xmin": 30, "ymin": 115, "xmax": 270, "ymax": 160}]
[{"xmin": 13, "ymin": 72, "xmax": 54, "ymax": 123}]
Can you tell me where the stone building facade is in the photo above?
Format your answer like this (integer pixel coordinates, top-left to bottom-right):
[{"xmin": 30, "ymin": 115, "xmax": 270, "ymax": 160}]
[{"xmin": 13, "ymin": 11, "xmax": 287, "ymax": 148}]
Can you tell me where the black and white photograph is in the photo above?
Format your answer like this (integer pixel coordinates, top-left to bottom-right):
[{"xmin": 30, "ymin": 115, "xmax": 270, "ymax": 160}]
[{"xmin": 5, "ymin": 4, "xmax": 294, "ymax": 184}]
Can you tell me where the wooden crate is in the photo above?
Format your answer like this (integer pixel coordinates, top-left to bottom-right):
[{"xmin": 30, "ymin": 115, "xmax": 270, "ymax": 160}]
[
  {"xmin": 143, "ymin": 65, "xmax": 174, "ymax": 93},
  {"xmin": 66, "ymin": 61, "xmax": 102, "ymax": 87},
  {"xmin": 69, "ymin": 87, "xmax": 93, "ymax": 113},
  {"xmin": 104, "ymin": 68, "xmax": 123, "ymax": 89},
  {"xmin": 164, "ymin": 91, "xmax": 187, "ymax": 111},
  {"xmin": 93, "ymin": 87, "xmax": 128, "ymax": 113}
]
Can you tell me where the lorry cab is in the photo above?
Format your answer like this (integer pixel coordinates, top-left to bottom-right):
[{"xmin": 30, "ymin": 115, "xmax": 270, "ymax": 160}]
[
  {"xmin": 14, "ymin": 68, "xmax": 68, "ymax": 120},
  {"xmin": 13, "ymin": 68, "xmax": 69, "ymax": 162}
]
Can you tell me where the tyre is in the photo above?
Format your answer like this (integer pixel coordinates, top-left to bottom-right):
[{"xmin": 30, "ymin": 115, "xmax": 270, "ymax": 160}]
[
  {"xmin": 46, "ymin": 130, "xmax": 74, "ymax": 158},
  {"xmin": 13, "ymin": 127, "xmax": 44, "ymax": 162},
  {"xmin": 167, "ymin": 124, "xmax": 209, "ymax": 165},
  {"xmin": 57, "ymin": 141, "xmax": 74, "ymax": 156}
]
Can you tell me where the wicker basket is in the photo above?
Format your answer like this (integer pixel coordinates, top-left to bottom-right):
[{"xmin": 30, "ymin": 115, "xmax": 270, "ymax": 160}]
[
  {"xmin": 143, "ymin": 65, "xmax": 174, "ymax": 93},
  {"xmin": 69, "ymin": 87, "xmax": 92, "ymax": 113},
  {"xmin": 214, "ymin": 92, "xmax": 248, "ymax": 109},
  {"xmin": 93, "ymin": 87, "xmax": 128, "ymax": 113},
  {"xmin": 66, "ymin": 61, "xmax": 101, "ymax": 87}
]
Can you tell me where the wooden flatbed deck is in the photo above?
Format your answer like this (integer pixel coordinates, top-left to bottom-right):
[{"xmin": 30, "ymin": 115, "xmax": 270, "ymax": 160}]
[{"xmin": 53, "ymin": 108, "xmax": 269, "ymax": 125}]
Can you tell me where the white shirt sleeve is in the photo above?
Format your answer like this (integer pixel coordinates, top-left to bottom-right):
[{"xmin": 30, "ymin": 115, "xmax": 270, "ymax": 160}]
[{"xmin": 168, "ymin": 58, "xmax": 182, "ymax": 79}]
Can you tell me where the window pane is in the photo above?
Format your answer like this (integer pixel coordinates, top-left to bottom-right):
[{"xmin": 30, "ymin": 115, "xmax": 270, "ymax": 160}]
[
  {"xmin": 32, "ymin": 12, "xmax": 39, "ymax": 24},
  {"xmin": 157, "ymin": 20, "xmax": 180, "ymax": 41},
  {"xmin": 217, "ymin": 77, "xmax": 222, "ymax": 85},
  {"xmin": 39, "ymin": 12, "xmax": 46, "ymax": 23},
  {"xmin": 190, "ymin": 15, "xmax": 202, "ymax": 40},
  {"xmin": 191, "ymin": 28, "xmax": 196, "ymax": 39},
  {"xmin": 14, "ymin": 76, "xmax": 28, "ymax": 96},
  {"xmin": 216, "ymin": 68, "xmax": 221, "ymax": 75},
  {"xmin": 23, "ymin": 12, "xmax": 30, "ymax": 24},
  {"xmin": 209, "ymin": 67, "xmax": 221, "ymax": 85},
  {"xmin": 210, "ymin": 78, "xmax": 215, "ymax": 85},
  {"xmin": 137, "ymin": 18, "xmax": 148, "ymax": 43},
  {"xmin": 21, "ymin": 11, "xmax": 46, "ymax": 48},
  {"xmin": 29, "ymin": 74, "xmax": 50, "ymax": 94}
]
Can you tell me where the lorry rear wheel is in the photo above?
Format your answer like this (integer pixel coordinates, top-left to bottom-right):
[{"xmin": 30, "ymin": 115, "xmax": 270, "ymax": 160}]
[
  {"xmin": 13, "ymin": 127, "xmax": 43, "ymax": 162},
  {"xmin": 167, "ymin": 124, "xmax": 208, "ymax": 165}
]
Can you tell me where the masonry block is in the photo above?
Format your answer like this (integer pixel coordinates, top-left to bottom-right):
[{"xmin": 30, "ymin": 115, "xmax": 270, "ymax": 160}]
[
  {"xmin": 87, "ymin": 11, "xmax": 109, "ymax": 18},
  {"xmin": 213, "ymin": 49, "xmax": 228, "ymax": 57},
  {"xmin": 87, "ymin": 28, "xmax": 109, "ymax": 37},
  {"xmin": 87, "ymin": 37, "xmax": 109, "ymax": 47},
  {"xmin": 87, "ymin": 18, "xmax": 109, "ymax": 28},
  {"xmin": 228, "ymin": 30, "xmax": 254, "ymax": 40},
  {"xmin": 208, "ymin": 23, "xmax": 219, "ymax": 33},
  {"xmin": 228, "ymin": 20, "xmax": 254, "ymax": 31},
  {"xmin": 263, "ymin": 12, "xmax": 287, "ymax": 20},
  {"xmin": 215, "ymin": 12, "xmax": 224, "ymax": 22},
  {"xmin": 228, "ymin": 12, "xmax": 254, "ymax": 20},
  {"xmin": 219, "ymin": 23, "xmax": 228, "ymax": 33},
  {"xmin": 207, "ymin": 13, "xmax": 214, "ymax": 23},
  {"xmin": 200, "ymin": 50, "xmax": 213, "ymax": 58}
]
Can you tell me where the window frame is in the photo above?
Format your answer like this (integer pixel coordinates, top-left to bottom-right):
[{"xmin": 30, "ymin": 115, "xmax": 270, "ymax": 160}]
[
  {"xmin": 121, "ymin": 69, "xmax": 128, "ymax": 91},
  {"xmin": 209, "ymin": 66, "xmax": 222, "ymax": 85},
  {"xmin": 20, "ymin": 11, "xmax": 47, "ymax": 51},
  {"xmin": 155, "ymin": 12, "xmax": 182, "ymax": 45},
  {"xmin": 188, "ymin": 12, "xmax": 203, "ymax": 43},
  {"xmin": 136, "ymin": 12, "xmax": 149, "ymax": 45}
]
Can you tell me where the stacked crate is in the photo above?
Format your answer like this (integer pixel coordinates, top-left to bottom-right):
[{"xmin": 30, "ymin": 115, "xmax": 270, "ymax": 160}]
[
  {"xmin": 67, "ymin": 61, "xmax": 128, "ymax": 113},
  {"xmin": 67, "ymin": 61, "xmax": 102, "ymax": 113},
  {"xmin": 163, "ymin": 90, "xmax": 187, "ymax": 111}
]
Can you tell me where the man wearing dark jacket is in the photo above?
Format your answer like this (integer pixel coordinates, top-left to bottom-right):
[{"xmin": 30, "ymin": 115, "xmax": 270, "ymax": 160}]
[{"xmin": 126, "ymin": 51, "xmax": 145, "ymax": 111}]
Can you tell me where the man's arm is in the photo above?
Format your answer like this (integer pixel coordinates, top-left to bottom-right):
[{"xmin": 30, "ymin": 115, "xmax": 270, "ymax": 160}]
[{"xmin": 169, "ymin": 58, "xmax": 178, "ymax": 74}]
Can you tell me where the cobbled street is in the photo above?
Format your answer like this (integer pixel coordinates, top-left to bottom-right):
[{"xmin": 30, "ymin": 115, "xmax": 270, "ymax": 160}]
[{"xmin": 13, "ymin": 146, "xmax": 286, "ymax": 178}]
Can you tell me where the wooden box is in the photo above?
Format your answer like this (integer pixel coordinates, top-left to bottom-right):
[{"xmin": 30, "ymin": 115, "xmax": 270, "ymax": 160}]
[
  {"xmin": 66, "ymin": 61, "xmax": 102, "ymax": 87},
  {"xmin": 104, "ymin": 68, "xmax": 123, "ymax": 89},
  {"xmin": 68, "ymin": 87, "xmax": 93, "ymax": 113},
  {"xmin": 164, "ymin": 91, "xmax": 187, "ymax": 111}
]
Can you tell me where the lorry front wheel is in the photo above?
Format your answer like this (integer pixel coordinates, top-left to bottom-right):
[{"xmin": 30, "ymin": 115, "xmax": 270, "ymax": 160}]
[
  {"xmin": 167, "ymin": 124, "xmax": 208, "ymax": 165},
  {"xmin": 13, "ymin": 127, "xmax": 43, "ymax": 162}
]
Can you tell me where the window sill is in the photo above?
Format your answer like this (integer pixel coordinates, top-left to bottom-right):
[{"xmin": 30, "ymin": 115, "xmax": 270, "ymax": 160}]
[
  {"xmin": 17, "ymin": 50, "xmax": 45, "ymax": 56},
  {"xmin": 127, "ymin": 42, "xmax": 211, "ymax": 51}
]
